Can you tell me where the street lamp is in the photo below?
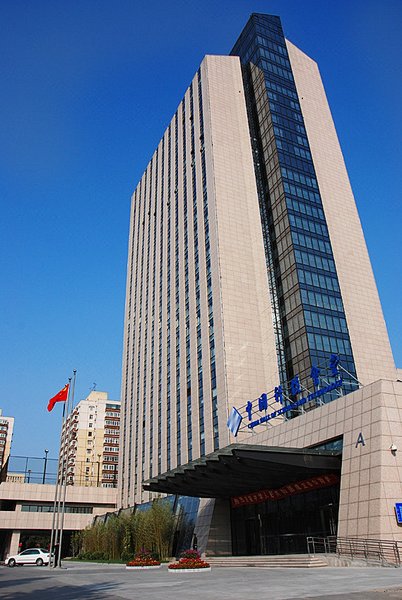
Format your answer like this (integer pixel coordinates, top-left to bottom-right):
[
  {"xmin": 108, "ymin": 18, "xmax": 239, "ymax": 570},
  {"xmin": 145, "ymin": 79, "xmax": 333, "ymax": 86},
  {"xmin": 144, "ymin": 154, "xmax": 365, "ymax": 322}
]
[{"xmin": 42, "ymin": 449, "xmax": 49, "ymax": 484}]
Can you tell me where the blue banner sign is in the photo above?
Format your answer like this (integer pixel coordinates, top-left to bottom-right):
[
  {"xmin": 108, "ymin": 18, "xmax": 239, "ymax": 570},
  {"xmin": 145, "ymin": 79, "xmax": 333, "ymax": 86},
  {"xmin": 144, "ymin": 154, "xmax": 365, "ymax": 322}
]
[
  {"xmin": 248, "ymin": 378, "xmax": 343, "ymax": 430},
  {"xmin": 395, "ymin": 503, "xmax": 402, "ymax": 524}
]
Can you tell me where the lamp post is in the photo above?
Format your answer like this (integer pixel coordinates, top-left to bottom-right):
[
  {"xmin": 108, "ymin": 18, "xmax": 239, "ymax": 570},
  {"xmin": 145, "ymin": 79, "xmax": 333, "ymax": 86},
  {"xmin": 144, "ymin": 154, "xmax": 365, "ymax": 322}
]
[{"xmin": 42, "ymin": 449, "xmax": 49, "ymax": 484}]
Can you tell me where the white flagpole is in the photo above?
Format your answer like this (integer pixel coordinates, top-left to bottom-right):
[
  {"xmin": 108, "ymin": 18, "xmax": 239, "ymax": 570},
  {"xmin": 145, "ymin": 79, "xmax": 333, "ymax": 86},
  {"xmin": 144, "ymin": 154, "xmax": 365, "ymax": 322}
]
[
  {"xmin": 58, "ymin": 369, "xmax": 77, "ymax": 567},
  {"xmin": 48, "ymin": 381, "xmax": 70, "ymax": 568},
  {"xmin": 53, "ymin": 379, "xmax": 71, "ymax": 567}
]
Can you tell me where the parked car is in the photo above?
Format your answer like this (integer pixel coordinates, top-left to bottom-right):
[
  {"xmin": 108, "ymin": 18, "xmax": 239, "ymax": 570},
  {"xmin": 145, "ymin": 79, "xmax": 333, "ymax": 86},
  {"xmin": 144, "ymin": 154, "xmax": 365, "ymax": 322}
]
[{"xmin": 5, "ymin": 548, "xmax": 50, "ymax": 567}]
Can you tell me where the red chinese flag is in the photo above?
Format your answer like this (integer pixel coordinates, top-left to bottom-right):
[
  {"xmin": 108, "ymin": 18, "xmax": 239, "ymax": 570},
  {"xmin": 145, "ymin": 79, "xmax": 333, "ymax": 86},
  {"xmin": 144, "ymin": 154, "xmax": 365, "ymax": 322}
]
[{"xmin": 47, "ymin": 384, "xmax": 69, "ymax": 412}]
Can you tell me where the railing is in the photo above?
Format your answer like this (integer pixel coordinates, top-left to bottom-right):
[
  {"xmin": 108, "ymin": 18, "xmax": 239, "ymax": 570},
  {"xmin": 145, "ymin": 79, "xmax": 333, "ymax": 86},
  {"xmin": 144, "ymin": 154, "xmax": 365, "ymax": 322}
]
[
  {"xmin": 307, "ymin": 535, "xmax": 336, "ymax": 555},
  {"xmin": 307, "ymin": 535, "xmax": 401, "ymax": 567},
  {"xmin": 1, "ymin": 455, "xmax": 118, "ymax": 487}
]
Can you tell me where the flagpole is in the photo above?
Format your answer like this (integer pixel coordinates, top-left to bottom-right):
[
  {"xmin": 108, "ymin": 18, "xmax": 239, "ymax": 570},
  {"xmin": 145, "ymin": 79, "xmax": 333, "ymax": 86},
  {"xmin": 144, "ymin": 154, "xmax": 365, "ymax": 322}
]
[
  {"xmin": 55, "ymin": 379, "xmax": 71, "ymax": 566},
  {"xmin": 57, "ymin": 369, "xmax": 77, "ymax": 567},
  {"xmin": 48, "ymin": 384, "xmax": 69, "ymax": 569}
]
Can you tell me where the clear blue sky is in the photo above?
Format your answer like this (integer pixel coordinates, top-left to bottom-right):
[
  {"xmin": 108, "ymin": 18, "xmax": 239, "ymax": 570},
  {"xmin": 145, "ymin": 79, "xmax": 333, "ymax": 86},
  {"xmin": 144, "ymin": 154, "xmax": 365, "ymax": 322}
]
[{"xmin": 1, "ymin": 0, "xmax": 401, "ymax": 459}]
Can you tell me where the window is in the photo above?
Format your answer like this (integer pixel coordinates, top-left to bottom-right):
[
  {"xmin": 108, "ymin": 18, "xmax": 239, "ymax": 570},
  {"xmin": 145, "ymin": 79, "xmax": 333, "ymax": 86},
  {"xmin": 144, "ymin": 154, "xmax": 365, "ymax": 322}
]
[{"xmin": 21, "ymin": 504, "xmax": 92, "ymax": 514}]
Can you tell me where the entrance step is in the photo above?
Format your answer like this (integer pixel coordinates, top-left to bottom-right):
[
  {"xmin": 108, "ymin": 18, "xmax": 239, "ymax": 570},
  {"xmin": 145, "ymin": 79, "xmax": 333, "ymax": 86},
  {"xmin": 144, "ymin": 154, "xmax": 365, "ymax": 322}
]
[{"xmin": 206, "ymin": 554, "xmax": 328, "ymax": 568}]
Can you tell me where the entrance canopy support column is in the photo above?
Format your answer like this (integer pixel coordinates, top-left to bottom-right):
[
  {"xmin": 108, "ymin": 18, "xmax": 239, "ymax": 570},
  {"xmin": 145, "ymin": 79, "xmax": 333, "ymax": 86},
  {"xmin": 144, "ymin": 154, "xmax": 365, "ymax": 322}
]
[{"xmin": 9, "ymin": 530, "xmax": 21, "ymax": 556}]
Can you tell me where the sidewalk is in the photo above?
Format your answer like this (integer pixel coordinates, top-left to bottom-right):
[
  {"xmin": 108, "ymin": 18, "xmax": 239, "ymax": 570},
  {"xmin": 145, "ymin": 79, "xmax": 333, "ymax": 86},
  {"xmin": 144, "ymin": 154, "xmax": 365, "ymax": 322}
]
[{"xmin": 1, "ymin": 562, "xmax": 402, "ymax": 600}]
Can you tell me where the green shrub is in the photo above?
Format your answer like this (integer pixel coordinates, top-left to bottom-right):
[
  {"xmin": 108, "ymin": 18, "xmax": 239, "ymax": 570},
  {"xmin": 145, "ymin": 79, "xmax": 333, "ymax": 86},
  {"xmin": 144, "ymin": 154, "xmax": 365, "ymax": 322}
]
[{"xmin": 78, "ymin": 499, "xmax": 175, "ymax": 562}]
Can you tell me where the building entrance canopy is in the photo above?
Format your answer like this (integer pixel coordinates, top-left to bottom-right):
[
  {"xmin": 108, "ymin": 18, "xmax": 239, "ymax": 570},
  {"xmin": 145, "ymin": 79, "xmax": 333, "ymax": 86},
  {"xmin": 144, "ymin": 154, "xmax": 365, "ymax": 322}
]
[{"xmin": 143, "ymin": 444, "xmax": 341, "ymax": 498}]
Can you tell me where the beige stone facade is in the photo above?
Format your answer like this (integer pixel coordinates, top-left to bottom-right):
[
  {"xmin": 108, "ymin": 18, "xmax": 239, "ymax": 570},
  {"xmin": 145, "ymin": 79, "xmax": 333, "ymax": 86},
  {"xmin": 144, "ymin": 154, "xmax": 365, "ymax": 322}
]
[
  {"xmin": 251, "ymin": 378, "xmax": 402, "ymax": 540},
  {"xmin": 119, "ymin": 55, "xmax": 280, "ymax": 507},
  {"xmin": 201, "ymin": 378, "xmax": 402, "ymax": 554}
]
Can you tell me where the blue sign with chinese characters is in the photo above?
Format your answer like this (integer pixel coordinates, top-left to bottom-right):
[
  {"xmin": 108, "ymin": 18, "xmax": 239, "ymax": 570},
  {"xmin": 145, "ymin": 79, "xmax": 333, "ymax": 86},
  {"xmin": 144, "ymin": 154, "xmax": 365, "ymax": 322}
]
[
  {"xmin": 395, "ymin": 503, "xmax": 402, "ymax": 524},
  {"xmin": 248, "ymin": 377, "xmax": 343, "ymax": 430},
  {"xmin": 227, "ymin": 354, "xmax": 344, "ymax": 437}
]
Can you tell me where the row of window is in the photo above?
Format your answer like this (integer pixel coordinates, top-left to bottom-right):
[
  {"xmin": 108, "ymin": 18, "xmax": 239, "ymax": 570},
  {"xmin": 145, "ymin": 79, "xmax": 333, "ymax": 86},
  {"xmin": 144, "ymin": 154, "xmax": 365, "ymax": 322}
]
[
  {"xmin": 269, "ymin": 100, "xmax": 303, "ymax": 125},
  {"xmin": 287, "ymin": 198, "xmax": 324, "ymax": 221},
  {"xmin": 261, "ymin": 57, "xmax": 294, "ymax": 82},
  {"xmin": 274, "ymin": 125, "xmax": 309, "ymax": 149},
  {"xmin": 21, "ymin": 504, "xmax": 93, "ymax": 514},
  {"xmin": 292, "ymin": 231, "xmax": 331, "ymax": 255},
  {"xmin": 300, "ymin": 288, "xmax": 344, "ymax": 312},
  {"xmin": 265, "ymin": 78, "xmax": 298, "ymax": 101},
  {"xmin": 157, "ymin": 135, "xmax": 166, "ymax": 474},
  {"xmin": 259, "ymin": 46, "xmax": 291, "ymax": 70},
  {"xmin": 298, "ymin": 269, "xmax": 340, "ymax": 293},
  {"xmin": 289, "ymin": 213, "xmax": 328, "ymax": 237},
  {"xmin": 278, "ymin": 150, "xmax": 316, "ymax": 178},
  {"xmin": 304, "ymin": 309, "xmax": 348, "ymax": 335},
  {"xmin": 175, "ymin": 107, "xmax": 182, "ymax": 465},
  {"xmin": 281, "ymin": 166, "xmax": 318, "ymax": 190},
  {"xmin": 104, "ymin": 455, "xmax": 118, "ymax": 462},
  {"xmin": 256, "ymin": 20, "xmax": 286, "ymax": 45},
  {"xmin": 256, "ymin": 34, "xmax": 288, "ymax": 56},
  {"xmin": 271, "ymin": 113, "xmax": 305, "ymax": 137},
  {"xmin": 307, "ymin": 332, "xmax": 352, "ymax": 356},
  {"xmin": 283, "ymin": 181, "xmax": 320, "ymax": 204},
  {"xmin": 294, "ymin": 248, "xmax": 336, "ymax": 274}
]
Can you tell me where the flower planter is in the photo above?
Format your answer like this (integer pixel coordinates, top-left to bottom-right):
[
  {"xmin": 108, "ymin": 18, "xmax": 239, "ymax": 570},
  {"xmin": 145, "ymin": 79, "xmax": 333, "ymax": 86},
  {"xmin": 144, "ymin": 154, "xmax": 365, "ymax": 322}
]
[
  {"xmin": 167, "ymin": 549, "xmax": 211, "ymax": 572},
  {"xmin": 126, "ymin": 549, "xmax": 161, "ymax": 569},
  {"xmin": 168, "ymin": 566, "xmax": 211, "ymax": 573},
  {"xmin": 126, "ymin": 564, "xmax": 161, "ymax": 570}
]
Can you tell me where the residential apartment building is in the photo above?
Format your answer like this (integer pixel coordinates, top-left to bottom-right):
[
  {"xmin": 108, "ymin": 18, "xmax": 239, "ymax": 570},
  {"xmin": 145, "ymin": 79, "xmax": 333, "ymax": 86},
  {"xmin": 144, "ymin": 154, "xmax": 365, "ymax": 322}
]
[
  {"xmin": 60, "ymin": 391, "xmax": 120, "ymax": 488},
  {"xmin": 0, "ymin": 410, "xmax": 14, "ymax": 471},
  {"xmin": 119, "ymin": 14, "xmax": 400, "ymax": 554}
]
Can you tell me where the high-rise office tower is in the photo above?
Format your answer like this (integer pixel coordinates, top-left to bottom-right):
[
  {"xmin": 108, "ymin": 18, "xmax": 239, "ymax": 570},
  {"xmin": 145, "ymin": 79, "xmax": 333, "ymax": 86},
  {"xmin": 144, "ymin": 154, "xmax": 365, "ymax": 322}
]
[{"xmin": 119, "ymin": 14, "xmax": 395, "ymax": 508}]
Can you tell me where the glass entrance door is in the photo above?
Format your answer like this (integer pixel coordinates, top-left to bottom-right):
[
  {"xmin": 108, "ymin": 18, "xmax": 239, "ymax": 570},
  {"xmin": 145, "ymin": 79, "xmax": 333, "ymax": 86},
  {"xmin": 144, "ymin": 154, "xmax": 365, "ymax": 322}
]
[{"xmin": 231, "ymin": 483, "xmax": 340, "ymax": 555}]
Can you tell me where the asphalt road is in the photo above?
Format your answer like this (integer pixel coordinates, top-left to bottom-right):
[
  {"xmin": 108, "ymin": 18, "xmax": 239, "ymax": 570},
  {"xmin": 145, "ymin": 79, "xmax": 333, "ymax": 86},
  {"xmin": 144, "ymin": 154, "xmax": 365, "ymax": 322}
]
[{"xmin": 1, "ymin": 562, "xmax": 402, "ymax": 600}]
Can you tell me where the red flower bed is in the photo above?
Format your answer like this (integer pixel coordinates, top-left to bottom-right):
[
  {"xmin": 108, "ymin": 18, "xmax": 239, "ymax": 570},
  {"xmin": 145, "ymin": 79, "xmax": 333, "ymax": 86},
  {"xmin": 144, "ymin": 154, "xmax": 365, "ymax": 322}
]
[
  {"xmin": 126, "ymin": 558, "xmax": 160, "ymax": 567},
  {"xmin": 168, "ymin": 549, "xmax": 210, "ymax": 570},
  {"xmin": 126, "ymin": 548, "xmax": 160, "ymax": 567}
]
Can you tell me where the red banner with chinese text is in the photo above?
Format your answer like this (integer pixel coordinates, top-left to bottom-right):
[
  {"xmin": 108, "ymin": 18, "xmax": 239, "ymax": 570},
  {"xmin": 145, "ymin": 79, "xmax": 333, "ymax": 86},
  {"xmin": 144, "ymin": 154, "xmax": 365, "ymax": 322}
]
[{"xmin": 231, "ymin": 473, "xmax": 339, "ymax": 508}]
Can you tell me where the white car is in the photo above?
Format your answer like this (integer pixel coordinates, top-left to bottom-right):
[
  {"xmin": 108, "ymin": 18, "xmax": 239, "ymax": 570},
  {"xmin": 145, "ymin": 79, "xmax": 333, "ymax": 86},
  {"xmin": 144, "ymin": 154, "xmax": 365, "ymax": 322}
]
[{"xmin": 5, "ymin": 548, "xmax": 50, "ymax": 567}]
